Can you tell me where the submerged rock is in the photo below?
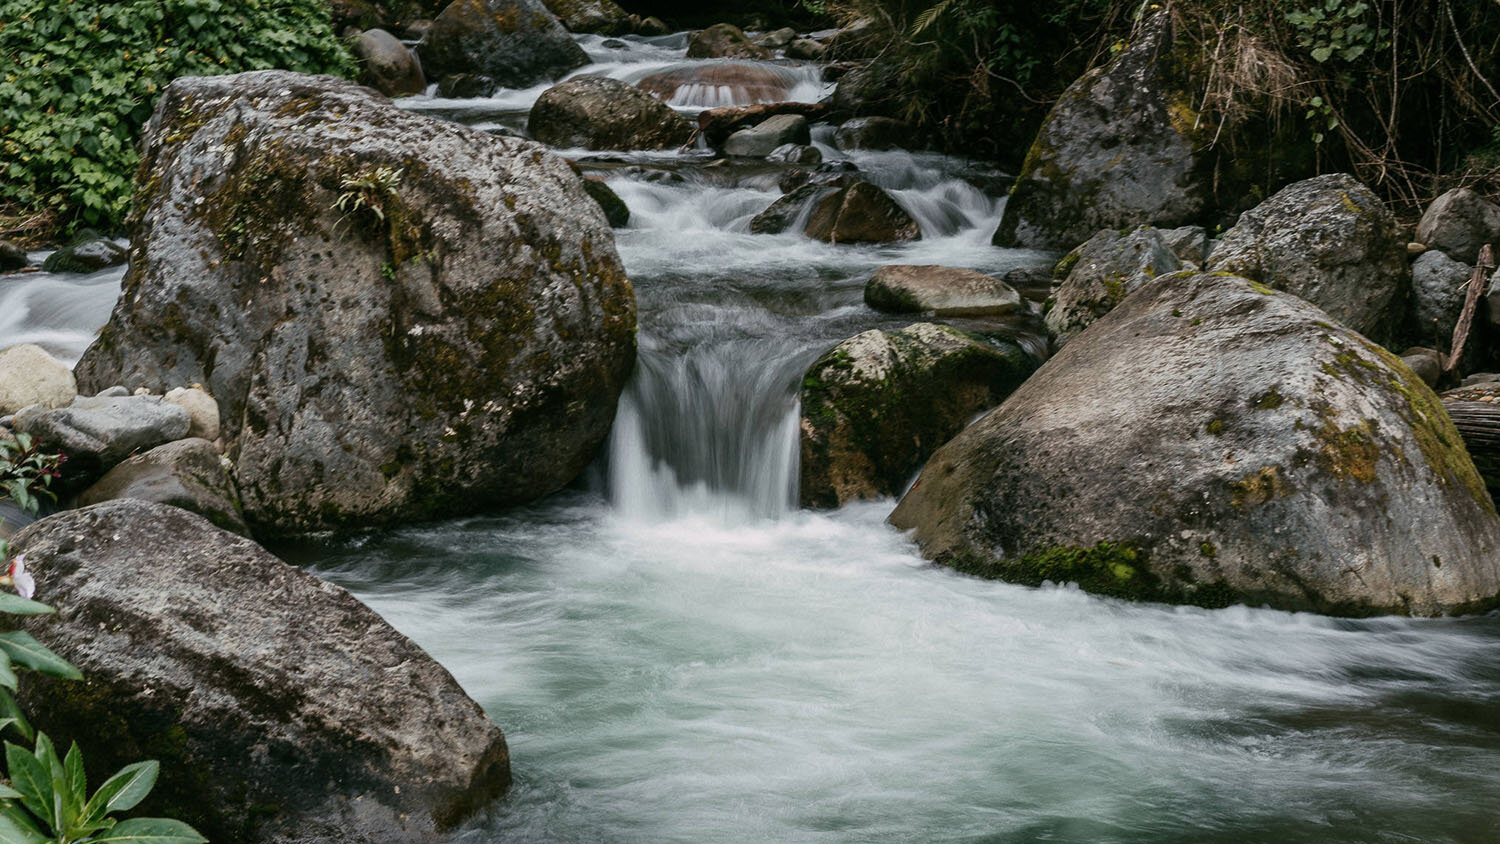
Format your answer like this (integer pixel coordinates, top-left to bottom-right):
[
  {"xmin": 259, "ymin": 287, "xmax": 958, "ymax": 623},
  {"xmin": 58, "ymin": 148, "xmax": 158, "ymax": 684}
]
[
  {"xmin": 438, "ymin": 73, "xmax": 498, "ymax": 98},
  {"xmin": 12, "ymin": 500, "xmax": 510, "ymax": 843},
  {"xmin": 78, "ymin": 437, "xmax": 247, "ymax": 535},
  {"xmin": 994, "ymin": 12, "xmax": 1208, "ymax": 249},
  {"xmin": 1415, "ymin": 187, "xmax": 1500, "ymax": 264},
  {"xmin": 416, "ymin": 0, "xmax": 588, "ymax": 88},
  {"xmin": 1206, "ymin": 173, "xmax": 1408, "ymax": 344},
  {"xmin": 0, "ymin": 343, "xmax": 75, "ymax": 414},
  {"xmin": 74, "ymin": 71, "xmax": 636, "ymax": 537},
  {"xmin": 865, "ymin": 265, "xmax": 1022, "ymax": 317},
  {"xmin": 687, "ymin": 23, "xmax": 771, "ymax": 60},
  {"xmin": 528, "ymin": 75, "xmax": 693, "ymax": 150},
  {"xmin": 1045, "ymin": 226, "xmax": 1181, "ymax": 346},
  {"xmin": 890, "ymin": 272, "xmax": 1500, "ymax": 617},
  {"xmin": 353, "ymin": 28, "xmax": 425, "ymax": 97},
  {"xmin": 800, "ymin": 323, "xmax": 1036, "ymax": 508}
]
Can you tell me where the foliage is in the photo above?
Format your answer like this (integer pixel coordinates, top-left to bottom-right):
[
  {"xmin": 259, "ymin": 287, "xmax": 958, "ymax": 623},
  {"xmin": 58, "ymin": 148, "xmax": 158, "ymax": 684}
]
[
  {"xmin": 333, "ymin": 166, "xmax": 405, "ymax": 227},
  {"xmin": 0, "ymin": 0, "xmax": 354, "ymax": 239},
  {"xmin": 0, "ymin": 437, "xmax": 62, "ymax": 518}
]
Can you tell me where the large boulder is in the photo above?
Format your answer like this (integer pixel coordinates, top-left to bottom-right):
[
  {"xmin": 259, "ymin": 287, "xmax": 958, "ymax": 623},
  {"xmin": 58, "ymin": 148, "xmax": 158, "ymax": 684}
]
[
  {"xmin": 416, "ymin": 0, "xmax": 588, "ymax": 89},
  {"xmin": 890, "ymin": 272, "xmax": 1500, "ymax": 617},
  {"xmin": 1045, "ymin": 226, "xmax": 1181, "ymax": 346},
  {"xmin": 722, "ymin": 114, "xmax": 810, "ymax": 157},
  {"xmin": 804, "ymin": 182, "xmax": 920, "ymax": 244},
  {"xmin": 528, "ymin": 75, "xmax": 693, "ymax": 150},
  {"xmin": 864, "ymin": 265, "xmax": 1022, "ymax": 317},
  {"xmin": 1206, "ymin": 173, "xmax": 1408, "ymax": 344},
  {"xmin": 73, "ymin": 71, "xmax": 636, "ymax": 537},
  {"xmin": 0, "ymin": 343, "xmax": 76, "ymax": 414},
  {"xmin": 13, "ymin": 394, "xmax": 190, "ymax": 481},
  {"xmin": 1415, "ymin": 187, "xmax": 1500, "ymax": 264},
  {"xmin": 800, "ymin": 323, "xmax": 1036, "ymax": 508},
  {"xmin": 353, "ymin": 28, "xmax": 425, "ymax": 97},
  {"xmin": 993, "ymin": 12, "xmax": 1207, "ymax": 249},
  {"xmin": 1410, "ymin": 249, "xmax": 1474, "ymax": 344},
  {"xmin": 687, "ymin": 23, "xmax": 771, "ymax": 60},
  {"xmin": 11, "ymin": 500, "xmax": 510, "ymax": 843},
  {"xmin": 542, "ymin": 0, "xmax": 629, "ymax": 34},
  {"xmin": 77, "ymin": 437, "xmax": 248, "ymax": 535}
]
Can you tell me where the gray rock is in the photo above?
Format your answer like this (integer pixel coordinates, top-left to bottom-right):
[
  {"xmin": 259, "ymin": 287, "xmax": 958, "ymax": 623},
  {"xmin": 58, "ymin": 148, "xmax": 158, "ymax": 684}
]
[
  {"xmin": 890, "ymin": 271, "xmax": 1500, "ymax": 617},
  {"xmin": 0, "ymin": 344, "xmax": 76, "ymax": 414},
  {"xmin": 776, "ymin": 160, "xmax": 863, "ymax": 193},
  {"xmin": 78, "ymin": 438, "xmax": 247, "ymax": 535},
  {"xmin": 865, "ymin": 265, "xmax": 1022, "ymax": 317},
  {"xmin": 786, "ymin": 38, "xmax": 827, "ymax": 61},
  {"xmin": 528, "ymin": 75, "xmax": 694, "ymax": 150},
  {"xmin": 93, "ymin": 385, "xmax": 129, "ymax": 398},
  {"xmin": 833, "ymin": 116, "xmax": 911, "ymax": 151},
  {"xmin": 1414, "ymin": 187, "xmax": 1500, "ymax": 264},
  {"xmin": 1206, "ymin": 173, "xmax": 1408, "ymax": 344},
  {"xmin": 755, "ymin": 27, "xmax": 797, "ymax": 49},
  {"xmin": 163, "ymin": 385, "xmax": 221, "ymax": 441},
  {"xmin": 994, "ymin": 12, "xmax": 1207, "ymax": 249},
  {"xmin": 766, "ymin": 143, "xmax": 822, "ymax": 165},
  {"xmin": 12, "ymin": 500, "xmax": 510, "ymax": 843},
  {"xmin": 1401, "ymin": 347, "xmax": 1443, "ymax": 388},
  {"xmin": 542, "ymin": 0, "xmax": 629, "ymax": 34},
  {"xmin": 438, "ymin": 73, "xmax": 498, "ymax": 98},
  {"xmin": 73, "ymin": 71, "xmax": 636, "ymax": 538},
  {"xmin": 416, "ymin": 0, "xmax": 589, "ymax": 88},
  {"xmin": 0, "ymin": 239, "xmax": 27, "ymax": 271},
  {"xmin": 722, "ymin": 114, "xmax": 811, "ymax": 157},
  {"xmin": 40, "ymin": 238, "xmax": 127, "ymax": 273},
  {"xmin": 1160, "ymin": 224, "xmax": 1209, "ymax": 266},
  {"xmin": 687, "ymin": 23, "xmax": 771, "ymax": 59},
  {"xmin": 14, "ymin": 394, "xmax": 190, "ymax": 474},
  {"xmin": 801, "ymin": 323, "xmax": 1036, "ymax": 508},
  {"xmin": 353, "ymin": 28, "xmax": 425, "ymax": 97},
  {"xmin": 401, "ymin": 19, "xmax": 433, "ymax": 39},
  {"xmin": 1410, "ymin": 249, "xmax": 1474, "ymax": 344},
  {"xmin": 1045, "ymin": 226, "xmax": 1181, "ymax": 346},
  {"xmin": 804, "ymin": 181, "xmax": 921, "ymax": 244}
]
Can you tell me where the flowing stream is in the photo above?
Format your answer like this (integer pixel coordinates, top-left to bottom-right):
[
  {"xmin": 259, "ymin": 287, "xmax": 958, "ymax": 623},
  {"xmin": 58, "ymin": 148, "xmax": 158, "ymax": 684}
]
[{"xmin": 5, "ymin": 31, "xmax": 1500, "ymax": 844}]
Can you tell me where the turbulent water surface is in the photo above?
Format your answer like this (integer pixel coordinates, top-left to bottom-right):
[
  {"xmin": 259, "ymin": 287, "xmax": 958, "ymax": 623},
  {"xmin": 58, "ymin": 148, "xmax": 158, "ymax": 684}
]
[{"xmin": 6, "ymin": 30, "xmax": 1500, "ymax": 844}]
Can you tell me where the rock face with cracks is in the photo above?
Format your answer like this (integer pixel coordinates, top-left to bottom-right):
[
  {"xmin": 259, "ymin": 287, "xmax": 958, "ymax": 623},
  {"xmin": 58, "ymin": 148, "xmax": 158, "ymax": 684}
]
[
  {"xmin": 73, "ymin": 71, "xmax": 637, "ymax": 538},
  {"xmin": 890, "ymin": 272, "xmax": 1500, "ymax": 617},
  {"xmin": 11, "ymin": 500, "xmax": 510, "ymax": 843}
]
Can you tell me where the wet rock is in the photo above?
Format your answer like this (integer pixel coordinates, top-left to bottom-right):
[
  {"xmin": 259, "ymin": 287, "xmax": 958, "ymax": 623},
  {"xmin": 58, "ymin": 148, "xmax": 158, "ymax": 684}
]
[
  {"xmin": 755, "ymin": 27, "xmax": 797, "ymax": 49},
  {"xmin": 582, "ymin": 177, "xmax": 630, "ymax": 227},
  {"xmin": 78, "ymin": 438, "xmax": 247, "ymax": 535},
  {"xmin": 40, "ymin": 237, "xmax": 127, "ymax": 273},
  {"xmin": 865, "ymin": 265, "xmax": 1022, "ymax": 317},
  {"xmin": 0, "ymin": 344, "xmax": 75, "ymax": 414},
  {"xmin": 687, "ymin": 23, "xmax": 771, "ymax": 60},
  {"xmin": 833, "ymin": 116, "xmax": 912, "ymax": 151},
  {"xmin": 1160, "ymin": 224, "xmax": 1209, "ymax": 266},
  {"xmin": 890, "ymin": 271, "xmax": 1500, "ymax": 617},
  {"xmin": 777, "ymin": 160, "xmax": 862, "ymax": 193},
  {"xmin": 353, "ymin": 28, "xmax": 425, "ymax": 97},
  {"xmin": 639, "ymin": 64, "xmax": 805, "ymax": 108},
  {"xmin": 417, "ymin": 0, "xmax": 589, "ymax": 88},
  {"xmin": 1045, "ymin": 226, "xmax": 1181, "ymax": 346},
  {"xmin": 73, "ymin": 71, "xmax": 636, "ymax": 538},
  {"xmin": 13, "ymin": 394, "xmax": 190, "ymax": 482},
  {"xmin": 1206, "ymin": 174, "xmax": 1408, "ymax": 344},
  {"xmin": 1402, "ymin": 347, "xmax": 1443, "ymax": 388},
  {"xmin": 694, "ymin": 101, "xmax": 828, "ymax": 148},
  {"xmin": 163, "ymin": 385, "xmax": 221, "ymax": 441},
  {"xmin": 529, "ymin": 76, "xmax": 693, "ymax": 150},
  {"xmin": 786, "ymin": 37, "xmax": 827, "ymax": 61},
  {"xmin": 401, "ymin": 19, "xmax": 433, "ymax": 40},
  {"xmin": 542, "ymin": 0, "xmax": 629, "ymax": 34},
  {"xmin": 749, "ymin": 184, "xmax": 828, "ymax": 235},
  {"xmin": 994, "ymin": 13, "xmax": 1208, "ymax": 249},
  {"xmin": 634, "ymin": 15, "xmax": 668, "ymax": 36},
  {"xmin": 805, "ymin": 182, "xmax": 920, "ymax": 244},
  {"xmin": 1414, "ymin": 187, "xmax": 1500, "ymax": 264},
  {"xmin": 438, "ymin": 72, "xmax": 498, "ymax": 98},
  {"xmin": 0, "ymin": 240, "xmax": 27, "ymax": 271},
  {"xmin": 722, "ymin": 114, "xmax": 810, "ymax": 157},
  {"xmin": 1410, "ymin": 249, "xmax": 1473, "ymax": 344},
  {"xmin": 766, "ymin": 143, "xmax": 821, "ymax": 165},
  {"xmin": 800, "ymin": 323, "xmax": 1036, "ymax": 508},
  {"xmin": 11, "ymin": 500, "xmax": 511, "ymax": 843}
]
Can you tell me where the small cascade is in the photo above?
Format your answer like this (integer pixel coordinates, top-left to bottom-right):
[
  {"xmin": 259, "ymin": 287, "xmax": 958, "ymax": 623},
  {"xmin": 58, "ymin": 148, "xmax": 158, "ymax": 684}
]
[{"xmin": 630, "ymin": 61, "xmax": 828, "ymax": 108}]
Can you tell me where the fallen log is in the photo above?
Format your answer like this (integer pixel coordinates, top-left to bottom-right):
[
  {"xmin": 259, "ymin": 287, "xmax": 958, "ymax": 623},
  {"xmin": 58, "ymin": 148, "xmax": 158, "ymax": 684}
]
[{"xmin": 1441, "ymin": 397, "xmax": 1500, "ymax": 501}]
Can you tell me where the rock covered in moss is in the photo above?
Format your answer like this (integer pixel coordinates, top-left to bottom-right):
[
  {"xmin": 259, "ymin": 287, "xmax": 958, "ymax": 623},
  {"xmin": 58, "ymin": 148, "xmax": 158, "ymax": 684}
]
[
  {"xmin": 11, "ymin": 500, "xmax": 509, "ymax": 843},
  {"xmin": 800, "ymin": 323, "xmax": 1036, "ymax": 508},
  {"xmin": 542, "ymin": 0, "xmax": 629, "ymax": 34},
  {"xmin": 353, "ymin": 28, "xmax": 425, "ymax": 97},
  {"xmin": 77, "ymin": 438, "xmax": 247, "ymax": 535},
  {"xmin": 1415, "ymin": 187, "xmax": 1500, "ymax": 264},
  {"xmin": 864, "ymin": 265, "xmax": 1022, "ymax": 317},
  {"xmin": 582, "ymin": 177, "xmax": 630, "ymax": 227},
  {"xmin": 687, "ymin": 23, "xmax": 771, "ymax": 60},
  {"xmin": 73, "ymin": 71, "xmax": 636, "ymax": 537},
  {"xmin": 1045, "ymin": 226, "xmax": 1180, "ymax": 346},
  {"xmin": 1206, "ymin": 174, "xmax": 1408, "ymax": 344},
  {"xmin": 993, "ymin": 12, "xmax": 1208, "ymax": 249},
  {"xmin": 416, "ymin": 0, "xmax": 588, "ymax": 88},
  {"xmin": 529, "ymin": 76, "xmax": 693, "ymax": 151},
  {"xmin": 890, "ymin": 272, "xmax": 1500, "ymax": 617},
  {"xmin": 40, "ymin": 237, "xmax": 127, "ymax": 274}
]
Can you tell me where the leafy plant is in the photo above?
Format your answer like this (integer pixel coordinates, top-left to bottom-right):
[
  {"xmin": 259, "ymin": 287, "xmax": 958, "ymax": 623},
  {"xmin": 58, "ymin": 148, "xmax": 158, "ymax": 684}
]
[
  {"xmin": 0, "ymin": 0, "xmax": 355, "ymax": 238},
  {"xmin": 0, "ymin": 436, "xmax": 63, "ymax": 517},
  {"xmin": 1285, "ymin": 0, "xmax": 1383, "ymax": 64},
  {"xmin": 333, "ymin": 166, "xmax": 405, "ymax": 227}
]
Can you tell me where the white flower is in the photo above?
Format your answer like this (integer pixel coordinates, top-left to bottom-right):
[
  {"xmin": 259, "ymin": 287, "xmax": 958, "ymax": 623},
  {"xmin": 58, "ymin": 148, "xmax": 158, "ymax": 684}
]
[{"xmin": 6, "ymin": 554, "xmax": 34, "ymax": 599}]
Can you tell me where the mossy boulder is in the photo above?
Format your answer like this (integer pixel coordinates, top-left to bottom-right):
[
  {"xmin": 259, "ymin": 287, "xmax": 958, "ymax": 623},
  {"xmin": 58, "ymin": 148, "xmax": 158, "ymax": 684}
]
[
  {"xmin": 993, "ymin": 12, "xmax": 1209, "ymax": 249},
  {"xmin": 416, "ymin": 0, "xmax": 588, "ymax": 88},
  {"xmin": 528, "ymin": 75, "xmax": 694, "ymax": 150},
  {"xmin": 1045, "ymin": 226, "xmax": 1181, "ymax": 346},
  {"xmin": 12, "ymin": 500, "xmax": 509, "ymax": 843},
  {"xmin": 542, "ymin": 0, "xmax": 629, "ymax": 34},
  {"xmin": 1206, "ymin": 173, "xmax": 1408, "ymax": 345},
  {"xmin": 890, "ymin": 272, "xmax": 1500, "ymax": 617},
  {"xmin": 73, "ymin": 71, "xmax": 637, "ymax": 538},
  {"xmin": 687, "ymin": 23, "xmax": 771, "ymax": 60},
  {"xmin": 800, "ymin": 323, "xmax": 1037, "ymax": 508}
]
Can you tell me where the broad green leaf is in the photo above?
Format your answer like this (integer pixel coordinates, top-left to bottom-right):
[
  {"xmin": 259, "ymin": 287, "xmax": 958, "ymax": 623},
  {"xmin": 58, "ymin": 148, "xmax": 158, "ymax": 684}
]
[
  {"xmin": 3, "ymin": 742, "xmax": 51, "ymax": 824},
  {"xmin": 0, "ymin": 783, "xmax": 20, "ymax": 799},
  {"xmin": 85, "ymin": 761, "xmax": 157, "ymax": 819},
  {"xmin": 0, "ymin": 595, "xmax": 53, "ymax": 618},
  {"xmin": 0, "ymin": 810, "xmax": 44, "ymax": 844},
  {"xmin": 60, "ymin": 742, "xmax": 85, "ymax": 832},
  {"xmin": 86, "ymin": 817, "xmax": 206, "ymax": 843},
  {"xmin": 0, "ymin": 651, "xmax": 15, "ymax": 692},
  {"xmin": 0, "ymin": 691, "xmax": 32, "ymax": 742},
  {"xmin": 0, "ymin": 633, "xmax": 81, "ymax": 680}
]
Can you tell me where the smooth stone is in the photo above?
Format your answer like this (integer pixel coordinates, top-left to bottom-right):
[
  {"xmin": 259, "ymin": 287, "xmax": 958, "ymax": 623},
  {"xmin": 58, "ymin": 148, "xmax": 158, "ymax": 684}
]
[
  {"xmin": 865, "ymin": 265, "xmax": 1022, "ymax": 317},
  {"xmin": 0, "ymin": 344, "xmax": 76, "ymax": 414}
]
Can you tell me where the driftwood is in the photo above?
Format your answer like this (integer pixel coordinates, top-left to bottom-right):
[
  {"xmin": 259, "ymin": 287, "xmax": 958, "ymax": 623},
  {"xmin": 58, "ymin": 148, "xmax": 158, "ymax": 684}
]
[
  {"xmin": 1444, "ymin": 243, "xmax": 1495, "ymax": 371},
  {"xmin": 687, "ymin": 102, "xmax": 830, "ymax": 149},
  {"xmin": 1442, "ymin": 399, "xmax": 1500, "ymax": 499}
]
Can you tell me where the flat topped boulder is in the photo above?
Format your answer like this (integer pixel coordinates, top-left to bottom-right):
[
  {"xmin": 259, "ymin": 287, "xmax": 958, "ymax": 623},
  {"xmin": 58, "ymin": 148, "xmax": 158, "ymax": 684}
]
[
  {"xmin": 864, "ymin": 265, "xmax": 1022, "ymax": 317},
  {"xmin": 74, "ymin": 71, "xmax": 636, "ymax": 537},
  {"xmin": 14, "ymin": 394, "xmax": 190, "ymax": 480},
  {"xmin": 891, "ymin": 272, "xmax": 1500, "ymax": 617},
  {"xmin": 12, "ymin": 500, "xmax": 510, "ymax": 842}
]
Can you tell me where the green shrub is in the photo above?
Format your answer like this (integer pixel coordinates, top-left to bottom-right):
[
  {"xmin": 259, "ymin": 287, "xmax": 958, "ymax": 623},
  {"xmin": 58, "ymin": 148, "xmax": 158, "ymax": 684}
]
[{"xmin": 0, "ymin": 0, "xmax": 354, "ymax": 238}]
